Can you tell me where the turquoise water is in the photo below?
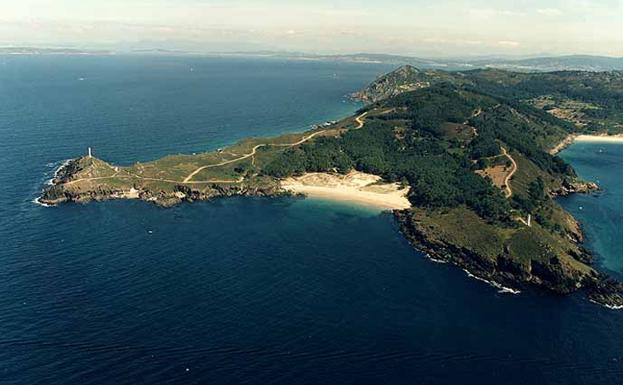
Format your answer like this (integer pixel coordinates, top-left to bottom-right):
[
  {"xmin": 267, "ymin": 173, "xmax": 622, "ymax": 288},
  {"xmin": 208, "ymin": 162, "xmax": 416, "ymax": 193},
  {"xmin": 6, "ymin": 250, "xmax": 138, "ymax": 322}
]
[
  {"xmin": 559, "ymin": 141, "xmax": 623, "ymax": 276},
  {"xmin": 1, "ymin": 56, "xmax": 622, "ymax": 384}
]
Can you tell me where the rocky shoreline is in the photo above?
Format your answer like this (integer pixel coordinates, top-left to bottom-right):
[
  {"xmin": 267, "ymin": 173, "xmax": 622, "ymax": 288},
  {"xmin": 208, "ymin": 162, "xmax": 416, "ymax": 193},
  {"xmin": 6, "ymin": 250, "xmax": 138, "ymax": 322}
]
[
  {"xmin": 549, "ymin": 134, "xmax": 578, "ymax": 155},
  {"xmin": 552, "ymin": 179, "xmax": 600, "ymax": 197},
  {"xmin": 38, "ymin": 158, "xmax": 288, "ymax": 208},
  {"xmin": 39, "ymin": 182, "xmax": 288, "ymax": 208},
  {"xmin": 394, "ymin": 210, "xmax": 623, "ymax": 309}
]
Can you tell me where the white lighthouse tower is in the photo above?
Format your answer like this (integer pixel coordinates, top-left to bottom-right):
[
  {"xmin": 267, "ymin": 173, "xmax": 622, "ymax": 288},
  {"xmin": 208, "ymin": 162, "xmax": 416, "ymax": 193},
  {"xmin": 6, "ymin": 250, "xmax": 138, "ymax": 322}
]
[{"xmin": 88, "ymin": 147, "xmax": 92, "ymax": 158}]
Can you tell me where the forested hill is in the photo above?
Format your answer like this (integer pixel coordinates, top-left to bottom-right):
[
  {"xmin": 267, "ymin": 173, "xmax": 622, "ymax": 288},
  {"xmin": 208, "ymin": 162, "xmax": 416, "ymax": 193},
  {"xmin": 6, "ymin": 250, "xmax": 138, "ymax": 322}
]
[
  {"xmin": 355, "ymin": 66, "xmax": 623, "ymax": 136},
  {"xmin": 268, "ymin": 83, "xmax": 578, "ymax": 222}
]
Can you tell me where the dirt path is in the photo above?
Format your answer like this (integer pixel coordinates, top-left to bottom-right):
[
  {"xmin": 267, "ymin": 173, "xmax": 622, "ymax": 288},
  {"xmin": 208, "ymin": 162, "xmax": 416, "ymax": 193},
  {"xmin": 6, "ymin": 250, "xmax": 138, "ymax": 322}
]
[
  {"xmin": 501, "ymin": 147, "xmax": 518, "ymax": 198},
  {"xmin": 182, "ymin": 143, "xmax": 266, "ymax": 183},
  {"xmin": 355, "ymin": 111, "xmax": 367, "ymax": 129},
  {"xmin": 182, "ymin": 111, "xmax": 369, "ymax": 183}
]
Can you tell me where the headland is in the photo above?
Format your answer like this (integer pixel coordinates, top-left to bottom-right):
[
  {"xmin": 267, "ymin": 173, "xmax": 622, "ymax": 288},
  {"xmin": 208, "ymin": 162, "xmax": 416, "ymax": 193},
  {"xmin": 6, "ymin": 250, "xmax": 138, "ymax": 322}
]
[{"xmin": 39, "ymin": 65, "xmax": 623, "ymax": 308}]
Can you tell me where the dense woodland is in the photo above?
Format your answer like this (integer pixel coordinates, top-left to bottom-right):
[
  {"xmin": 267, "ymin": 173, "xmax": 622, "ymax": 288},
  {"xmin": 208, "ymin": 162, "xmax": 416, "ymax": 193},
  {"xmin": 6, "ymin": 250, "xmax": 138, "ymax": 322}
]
[
  {"xmin": 263, "ymin": 84, "xmax": 579, "ymax": 223},
  {"xmin": 464, "ymin": 70, "xmax": 623, "ymax": 132}
]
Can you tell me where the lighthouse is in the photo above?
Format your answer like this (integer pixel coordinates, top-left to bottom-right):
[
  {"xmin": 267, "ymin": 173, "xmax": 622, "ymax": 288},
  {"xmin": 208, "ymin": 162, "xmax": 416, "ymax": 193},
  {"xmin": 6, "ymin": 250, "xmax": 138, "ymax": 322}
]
[{"xmin": 88, "ymin": 147, "xmax": 92, "ymax": 158}]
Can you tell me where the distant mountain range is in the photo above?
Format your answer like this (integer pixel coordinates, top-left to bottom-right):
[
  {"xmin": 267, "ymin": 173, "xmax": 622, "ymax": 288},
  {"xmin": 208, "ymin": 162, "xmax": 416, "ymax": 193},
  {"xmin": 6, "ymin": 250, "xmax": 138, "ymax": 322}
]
[
  {"xmin": 218, "ymin": 52, "xmax": 623, "ymax": 72},
  {"xmin": 0, "ymin": 47, "xmax": 113, "ymax": 55},
  {"xmin": 471, "ymin": 55, "xmax": 623, "ymax": 72},
  {"xmin": 1, "ymin": 47, "xmax": 622, "ymax": 72}
]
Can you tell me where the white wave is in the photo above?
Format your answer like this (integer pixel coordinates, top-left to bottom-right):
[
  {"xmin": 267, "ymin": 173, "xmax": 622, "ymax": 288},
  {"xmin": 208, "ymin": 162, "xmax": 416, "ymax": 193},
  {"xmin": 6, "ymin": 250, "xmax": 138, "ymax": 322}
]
[
  {"xmin": 424, "ymin": 253, "xmax": 448, "ymax": 264},
  {"xmin": 590, "ymin": 300, "xmax": 623, "ymax": 310},
  {"xmin": 463, "ymin": 269, "xmax": 521, "ymax": 295},
  {"xmin": 32, "ymin": 197, "xmax": 53, "ymax": 207},
  {"xmin": 42, "ymin": 159, "xmax": 73, "ymax": 186},
  {"xmin": 33, "ymin": 159, "xmax": 73, "ymax": 206}
]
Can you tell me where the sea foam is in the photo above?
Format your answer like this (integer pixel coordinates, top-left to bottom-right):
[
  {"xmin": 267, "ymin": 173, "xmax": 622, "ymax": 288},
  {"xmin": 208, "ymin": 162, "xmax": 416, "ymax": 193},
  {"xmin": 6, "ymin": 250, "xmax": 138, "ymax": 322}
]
[{"xmin": 463, "ymin": 269, "xmax": 521, "ymax": 295}]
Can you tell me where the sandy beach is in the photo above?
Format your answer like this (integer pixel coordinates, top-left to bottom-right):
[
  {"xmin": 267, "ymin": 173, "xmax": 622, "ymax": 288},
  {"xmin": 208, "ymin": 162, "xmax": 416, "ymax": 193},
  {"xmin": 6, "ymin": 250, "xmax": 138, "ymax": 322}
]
[
  {"xmin": 551, "ymin": 133, "xmax": 623, "ymax": 154},
  {"xmin": 575, "ymin": 134, "xmax": 623, "ymax": 143},
  {"xmin": 280, "ymin": 171, "xmax": 411, "ymax": 210}
]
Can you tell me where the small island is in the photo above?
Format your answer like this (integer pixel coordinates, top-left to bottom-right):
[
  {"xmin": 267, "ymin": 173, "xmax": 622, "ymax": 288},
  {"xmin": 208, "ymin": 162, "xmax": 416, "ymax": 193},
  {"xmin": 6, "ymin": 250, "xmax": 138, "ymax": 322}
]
[{"xmin": 40, "ymin": 65, "xmax": 623, "ymax": 308}]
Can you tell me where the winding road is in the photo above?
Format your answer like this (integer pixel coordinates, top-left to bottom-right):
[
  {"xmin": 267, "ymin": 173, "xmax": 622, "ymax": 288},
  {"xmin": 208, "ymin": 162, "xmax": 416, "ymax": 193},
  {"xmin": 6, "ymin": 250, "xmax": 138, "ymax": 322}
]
[{"xmin": 500, "ymin": 146, "xmax": 518, "ymax": 198}]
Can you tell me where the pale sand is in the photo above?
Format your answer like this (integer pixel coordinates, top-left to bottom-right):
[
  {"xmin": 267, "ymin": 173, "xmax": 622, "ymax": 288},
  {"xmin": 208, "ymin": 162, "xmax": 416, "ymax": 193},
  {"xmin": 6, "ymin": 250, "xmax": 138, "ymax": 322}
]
[
  {"xmin": 550, "ymin": 134, "xmax": 623, "ymax": 155},
  {"xmin": 575, "ymin": 134, "xmax": 623, "ymax": 143},
  {"xmin": 280, "ymin": 171, "xmax": 411, "ymax": 210}
]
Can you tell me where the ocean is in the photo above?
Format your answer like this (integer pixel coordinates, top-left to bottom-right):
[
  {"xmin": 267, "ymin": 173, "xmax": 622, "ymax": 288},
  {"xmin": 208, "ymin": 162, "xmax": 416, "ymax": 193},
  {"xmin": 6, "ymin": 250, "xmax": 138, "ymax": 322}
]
[
  {"xmin": 558, "ymin": 142, "xmax": 623, "ymax": 276},
  {"xmin": 0, "ymin": 55, "xmax": 622, "ymax": 385}
]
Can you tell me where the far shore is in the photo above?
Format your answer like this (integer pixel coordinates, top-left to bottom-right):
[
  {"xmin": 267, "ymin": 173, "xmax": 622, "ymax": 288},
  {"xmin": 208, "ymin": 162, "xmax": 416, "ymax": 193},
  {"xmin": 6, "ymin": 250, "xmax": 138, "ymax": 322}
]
[{"xmin": 280, "ymin": 171, "xmax": 411, "ymax": 210}]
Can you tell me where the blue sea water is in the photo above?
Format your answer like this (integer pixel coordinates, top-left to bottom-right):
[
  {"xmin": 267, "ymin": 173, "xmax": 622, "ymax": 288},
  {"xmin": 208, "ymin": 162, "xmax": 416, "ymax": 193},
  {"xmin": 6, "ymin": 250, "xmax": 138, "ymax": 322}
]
[
  {"xmin": 559, "ymin": 142, "xmax": 623, "ymax": 276},
  {"xmin": 1, "ymin": 56, "xmax": 622, "ymax": 385}
]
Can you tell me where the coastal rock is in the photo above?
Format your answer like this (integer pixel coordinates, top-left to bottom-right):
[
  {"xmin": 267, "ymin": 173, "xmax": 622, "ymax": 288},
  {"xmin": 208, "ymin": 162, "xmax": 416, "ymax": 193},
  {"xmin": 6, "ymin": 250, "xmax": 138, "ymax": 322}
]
[
  {"xmin": 553, "ymin": 179, "xmax": 599, "ymax": 196},
  {"xmin": 586, "ymin": 276, "xmax": 623, "ymax": 309},
  {"xmin": 529, "ymin": 258, "xmax": 583, "ymax": 294}
]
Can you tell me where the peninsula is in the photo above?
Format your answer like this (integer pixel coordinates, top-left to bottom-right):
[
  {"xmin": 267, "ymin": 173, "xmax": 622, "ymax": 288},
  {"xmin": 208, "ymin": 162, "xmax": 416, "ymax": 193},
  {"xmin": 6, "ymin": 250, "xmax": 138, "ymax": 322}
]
[{"xmin": 40, "ymin": 65, "xmax": 623, "ymax": 308}]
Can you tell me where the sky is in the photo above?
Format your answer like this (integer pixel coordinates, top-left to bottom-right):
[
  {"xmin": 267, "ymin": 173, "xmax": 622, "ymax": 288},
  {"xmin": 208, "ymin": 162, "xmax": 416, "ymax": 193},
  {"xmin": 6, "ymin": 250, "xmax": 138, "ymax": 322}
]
[{"xmin": 1, "ymin": 0, "xmax": 622, "ymax": 57}]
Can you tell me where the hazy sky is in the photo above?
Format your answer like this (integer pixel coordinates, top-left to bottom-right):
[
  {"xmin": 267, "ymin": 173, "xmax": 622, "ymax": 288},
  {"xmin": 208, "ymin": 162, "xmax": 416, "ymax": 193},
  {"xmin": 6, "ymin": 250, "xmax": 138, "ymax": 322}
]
[{"xmin": 1, "ymin": 0, "xmax": 622, "ymax": 56}]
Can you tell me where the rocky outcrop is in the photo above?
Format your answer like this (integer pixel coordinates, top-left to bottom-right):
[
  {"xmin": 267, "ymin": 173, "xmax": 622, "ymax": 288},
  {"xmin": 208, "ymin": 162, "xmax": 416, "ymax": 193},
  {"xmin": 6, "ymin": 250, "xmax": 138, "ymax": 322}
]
[
  {"xmin": 394, "ymin": 209, "xmax": 622, "ymax": 309},
  {"xmin": 586, "ymin": 277, "xmax": 623, "ymax": 309},
  {"xmin": 38, "ymin": 158, "xmax": 287, "ymax": 207},
  {"xmin": 140, "ymin": 182, "xmax": 287, "ymax": 208},
  {"xmin": 52, "ymin": 158, "xmax": 85, "ymax": 184},
  {"xmin": 39, "ymin": 184, "xmax": 121, "ymax": 205},
  {"xmin": 552, "ymin": 179, "xmax": 599, "ymax": 197}
]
